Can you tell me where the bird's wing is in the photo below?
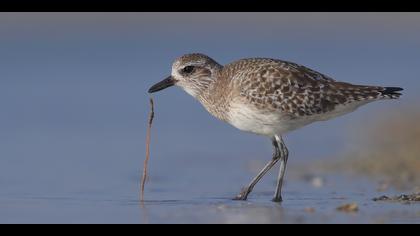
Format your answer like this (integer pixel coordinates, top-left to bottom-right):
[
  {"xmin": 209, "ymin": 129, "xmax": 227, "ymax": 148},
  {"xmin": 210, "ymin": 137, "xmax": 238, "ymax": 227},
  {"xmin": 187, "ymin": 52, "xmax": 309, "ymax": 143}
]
[{"xmin": 235, "ymin": 59, "xmax": 388, "ymax": 117}]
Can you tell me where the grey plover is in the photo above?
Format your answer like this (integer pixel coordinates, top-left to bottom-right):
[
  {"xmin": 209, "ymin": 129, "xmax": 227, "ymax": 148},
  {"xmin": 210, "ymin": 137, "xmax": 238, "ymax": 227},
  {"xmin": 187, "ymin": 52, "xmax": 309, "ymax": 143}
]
[{"xmin": 148, "ymin": 53, "xmax": 403, "ymax": 202}]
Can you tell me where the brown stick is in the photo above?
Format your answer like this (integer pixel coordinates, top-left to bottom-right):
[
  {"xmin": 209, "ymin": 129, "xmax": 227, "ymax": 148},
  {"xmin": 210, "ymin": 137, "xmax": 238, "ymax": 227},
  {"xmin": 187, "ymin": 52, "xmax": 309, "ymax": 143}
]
[{"xmin": 141, "ymin": 98, "xmax": 154, "ymax": 202}]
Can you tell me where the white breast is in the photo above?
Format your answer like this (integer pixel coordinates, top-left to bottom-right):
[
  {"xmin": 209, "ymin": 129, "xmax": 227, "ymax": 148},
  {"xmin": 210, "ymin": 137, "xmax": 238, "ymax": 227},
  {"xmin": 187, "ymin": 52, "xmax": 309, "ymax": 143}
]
[
  {"xmin": 227, "ymin": 102, "xmax": 307, "ymax": 136},
  {"xmin": 226, "ymin": 98, "xmax": 372, "ymax": 137}
]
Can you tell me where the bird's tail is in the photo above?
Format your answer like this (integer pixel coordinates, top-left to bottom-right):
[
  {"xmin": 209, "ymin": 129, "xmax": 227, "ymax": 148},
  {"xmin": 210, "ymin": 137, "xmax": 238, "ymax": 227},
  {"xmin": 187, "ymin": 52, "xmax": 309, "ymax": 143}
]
[
  {"xmin": 332, "ymin": 82, "xmax": 403, "ymax": 103},
  {"xmin": 379, "ymin": 87, "xmax": 404, "ymax": 99},
  {"xmin": 345, "ymin": 85, "xmax": 404, "ymax": 101}
]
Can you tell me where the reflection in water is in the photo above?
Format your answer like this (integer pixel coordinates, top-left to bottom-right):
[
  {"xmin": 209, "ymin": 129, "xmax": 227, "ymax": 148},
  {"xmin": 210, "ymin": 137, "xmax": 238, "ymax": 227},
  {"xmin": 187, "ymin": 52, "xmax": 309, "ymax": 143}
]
[
  {"xmin": 1, "ymin": 174, "xmax": 420, "ymax": 223},
  {"xmin": 139, "ymin": 202, "xmax": 150, "ymax": 224}
]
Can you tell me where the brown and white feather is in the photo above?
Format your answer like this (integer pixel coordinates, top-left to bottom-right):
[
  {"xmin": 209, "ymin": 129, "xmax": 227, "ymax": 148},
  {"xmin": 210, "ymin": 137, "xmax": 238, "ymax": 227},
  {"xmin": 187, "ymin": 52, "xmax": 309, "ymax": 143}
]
[{"xmin": 169, "ymin": 54, "xmax": 402, "ymax": 136}]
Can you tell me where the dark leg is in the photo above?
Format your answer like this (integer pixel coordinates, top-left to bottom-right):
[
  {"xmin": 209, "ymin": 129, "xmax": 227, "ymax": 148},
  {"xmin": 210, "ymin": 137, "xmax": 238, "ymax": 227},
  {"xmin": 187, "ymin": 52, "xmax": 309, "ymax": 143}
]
[
  {"xmin": 272, "ymin": 135, "xmax": 289, "ymax": 202},
  {"xmin": 233, "ymin": 137, "xmax": 281, "ymax": 201}
]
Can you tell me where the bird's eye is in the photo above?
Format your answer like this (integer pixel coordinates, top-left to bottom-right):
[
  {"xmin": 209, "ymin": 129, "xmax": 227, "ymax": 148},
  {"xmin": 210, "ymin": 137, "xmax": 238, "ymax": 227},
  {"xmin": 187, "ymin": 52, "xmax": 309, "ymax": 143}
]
[{"xmin": 182, "ymin": 66, "xmax": 195, "ymax": 74}]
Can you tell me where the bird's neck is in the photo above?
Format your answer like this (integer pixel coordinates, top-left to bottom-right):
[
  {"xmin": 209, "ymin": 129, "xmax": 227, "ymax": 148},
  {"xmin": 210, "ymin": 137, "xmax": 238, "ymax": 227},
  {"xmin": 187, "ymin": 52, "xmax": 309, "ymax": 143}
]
[{"xmin": 197, "ymin": 75, "xmax": 231, "ymax": 122}]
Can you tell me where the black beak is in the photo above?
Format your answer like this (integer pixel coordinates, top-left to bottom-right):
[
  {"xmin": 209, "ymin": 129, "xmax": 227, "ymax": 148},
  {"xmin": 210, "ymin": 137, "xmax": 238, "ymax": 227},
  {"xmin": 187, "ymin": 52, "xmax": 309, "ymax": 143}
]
[{"xmin": 148, "ymin": 76, "xmax": 176, "ymax": 93}]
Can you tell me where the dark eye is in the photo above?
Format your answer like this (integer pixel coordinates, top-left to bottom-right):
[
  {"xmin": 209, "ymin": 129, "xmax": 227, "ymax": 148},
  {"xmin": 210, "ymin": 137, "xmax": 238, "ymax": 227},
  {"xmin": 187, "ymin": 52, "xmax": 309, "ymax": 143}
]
[{"xmin": 182, "ymin": 66, "xmax": 195, "ymax": 74}]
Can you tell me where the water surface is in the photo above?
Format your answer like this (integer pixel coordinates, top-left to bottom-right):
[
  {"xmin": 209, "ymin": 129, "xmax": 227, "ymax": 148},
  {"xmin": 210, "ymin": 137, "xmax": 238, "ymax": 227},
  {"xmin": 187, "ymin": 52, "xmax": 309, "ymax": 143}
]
[{"xmin": 0, "ymin": 13, "xmax": 419, "ymax": 224}]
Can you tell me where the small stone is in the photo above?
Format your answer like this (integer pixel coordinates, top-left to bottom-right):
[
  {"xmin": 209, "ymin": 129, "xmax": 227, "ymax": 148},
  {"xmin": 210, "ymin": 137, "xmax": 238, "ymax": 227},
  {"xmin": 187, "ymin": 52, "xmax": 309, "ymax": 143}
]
[
  {"xmin": 336, "ymin": 203, "xmax": 359, "ymax": 212},
  {"xmin": 398, "ymin": 195, "xmax": 410, "ymax": 201},
  {"xmin": 373, "ymin": 195, "xmax": 390, "ymax": 201}
]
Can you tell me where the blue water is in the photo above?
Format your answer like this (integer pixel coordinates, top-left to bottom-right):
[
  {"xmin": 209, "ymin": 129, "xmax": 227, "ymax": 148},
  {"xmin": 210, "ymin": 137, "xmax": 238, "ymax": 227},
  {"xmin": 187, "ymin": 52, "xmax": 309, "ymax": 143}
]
[{"xmin": 0, "ymin": 13, "xmax": 419, "ymax": 223}]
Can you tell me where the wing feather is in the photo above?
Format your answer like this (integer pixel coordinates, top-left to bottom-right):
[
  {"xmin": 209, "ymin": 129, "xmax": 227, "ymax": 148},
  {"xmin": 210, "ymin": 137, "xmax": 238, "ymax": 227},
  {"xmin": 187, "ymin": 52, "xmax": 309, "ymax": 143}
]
[{"xmin": 232, "ymin": 59, "xmax": 388, "ymax": 117}]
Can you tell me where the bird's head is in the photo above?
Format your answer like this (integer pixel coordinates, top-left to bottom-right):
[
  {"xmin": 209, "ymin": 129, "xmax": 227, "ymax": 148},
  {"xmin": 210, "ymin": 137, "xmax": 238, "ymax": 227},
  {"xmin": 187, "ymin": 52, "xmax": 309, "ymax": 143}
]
[{"xmin": 148, "ymin": 53, "xmax": 222, "ymax": 98}]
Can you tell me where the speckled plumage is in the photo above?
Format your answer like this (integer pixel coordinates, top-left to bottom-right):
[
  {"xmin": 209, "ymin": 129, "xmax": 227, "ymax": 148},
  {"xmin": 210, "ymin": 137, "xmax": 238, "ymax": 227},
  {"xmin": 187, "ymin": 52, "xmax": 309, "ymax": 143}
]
[
  {"xmin": 168, "ymin": 53, "xmax": 402, "ymax": 136},
  {"xmin": 150, "ymin": 53, "xmax": 403, "ymax": 201}
]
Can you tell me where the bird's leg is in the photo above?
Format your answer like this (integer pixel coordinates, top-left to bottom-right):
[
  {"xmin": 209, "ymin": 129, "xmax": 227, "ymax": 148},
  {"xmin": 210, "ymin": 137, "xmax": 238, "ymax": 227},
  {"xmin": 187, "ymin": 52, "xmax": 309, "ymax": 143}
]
[
  {"xmin": 272, "ymin": 135, "xmax": 289, "ymax": 202},
  {"xmin": 233, "ymin": 137, "xmax": 281, "ymax": 201}
]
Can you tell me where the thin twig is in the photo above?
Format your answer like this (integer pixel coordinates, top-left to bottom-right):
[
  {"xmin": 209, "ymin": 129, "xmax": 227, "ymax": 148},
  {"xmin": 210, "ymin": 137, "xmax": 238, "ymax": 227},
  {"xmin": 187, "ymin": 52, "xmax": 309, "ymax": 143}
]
[{"xmin": 141, "ymin": 97, "xmax": 154, "ymax": 202}]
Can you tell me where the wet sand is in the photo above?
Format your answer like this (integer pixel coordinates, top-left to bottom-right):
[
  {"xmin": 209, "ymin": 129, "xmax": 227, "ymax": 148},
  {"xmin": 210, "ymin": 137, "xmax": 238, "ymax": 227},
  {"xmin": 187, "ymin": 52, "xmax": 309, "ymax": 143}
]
[
  {"xmin": 1, "ymin": 13, "xmax": 420, "ymax": 224},
  {"xmin": 1, "ymin": 172, "xmax": 419, "ymax": 224}
]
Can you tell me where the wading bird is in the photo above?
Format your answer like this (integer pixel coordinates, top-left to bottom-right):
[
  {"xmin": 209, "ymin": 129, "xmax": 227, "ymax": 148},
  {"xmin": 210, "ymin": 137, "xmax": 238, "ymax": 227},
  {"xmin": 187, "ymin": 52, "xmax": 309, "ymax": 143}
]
[{"xmin": 148, "ymin": 53, "xmax": 403, "ymax": 202}]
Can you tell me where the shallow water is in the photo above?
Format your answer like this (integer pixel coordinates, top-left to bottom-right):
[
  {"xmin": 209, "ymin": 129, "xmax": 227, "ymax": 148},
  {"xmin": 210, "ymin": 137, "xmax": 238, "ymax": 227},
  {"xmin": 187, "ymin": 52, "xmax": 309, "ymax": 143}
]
[
  {"xmin": 1, "ymin": 170, "xmax": 419, "ymax": 224},
  {"xmin": 1, "ymin": 13, "xmax": 420, "ymax": 224}
]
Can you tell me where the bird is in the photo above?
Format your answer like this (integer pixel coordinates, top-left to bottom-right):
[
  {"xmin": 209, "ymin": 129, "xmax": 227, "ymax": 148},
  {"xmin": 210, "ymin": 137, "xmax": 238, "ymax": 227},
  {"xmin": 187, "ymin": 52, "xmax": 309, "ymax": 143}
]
[{"xmin": 148, "ymin": 53, "xmax": 403, "ymax": 202}]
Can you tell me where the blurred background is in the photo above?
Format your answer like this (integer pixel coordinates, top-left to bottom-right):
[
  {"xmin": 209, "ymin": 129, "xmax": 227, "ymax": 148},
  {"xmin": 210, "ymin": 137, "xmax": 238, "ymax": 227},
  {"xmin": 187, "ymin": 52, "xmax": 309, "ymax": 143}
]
[{"xmin": 0, "ymin": 13, "xmax": 419, "ymax": 223}]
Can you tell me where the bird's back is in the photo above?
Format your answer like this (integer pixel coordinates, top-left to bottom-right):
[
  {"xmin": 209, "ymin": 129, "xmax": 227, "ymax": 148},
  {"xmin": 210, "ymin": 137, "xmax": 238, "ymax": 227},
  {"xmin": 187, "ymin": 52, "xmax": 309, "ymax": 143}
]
[{"xmin": 219, "ymin": 58, "xmax": 402, "ymax": 135}]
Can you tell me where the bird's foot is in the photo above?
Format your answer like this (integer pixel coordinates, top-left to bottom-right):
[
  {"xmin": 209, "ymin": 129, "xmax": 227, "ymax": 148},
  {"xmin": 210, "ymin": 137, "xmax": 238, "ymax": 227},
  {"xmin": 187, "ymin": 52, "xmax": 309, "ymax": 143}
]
[
  {"xmin": 232, "ymin": 187, "xmax": 250, "ymax": 201},
  {"xmin": 272, "ymin": 196, "xmax": 283, "ymax": 203}
]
